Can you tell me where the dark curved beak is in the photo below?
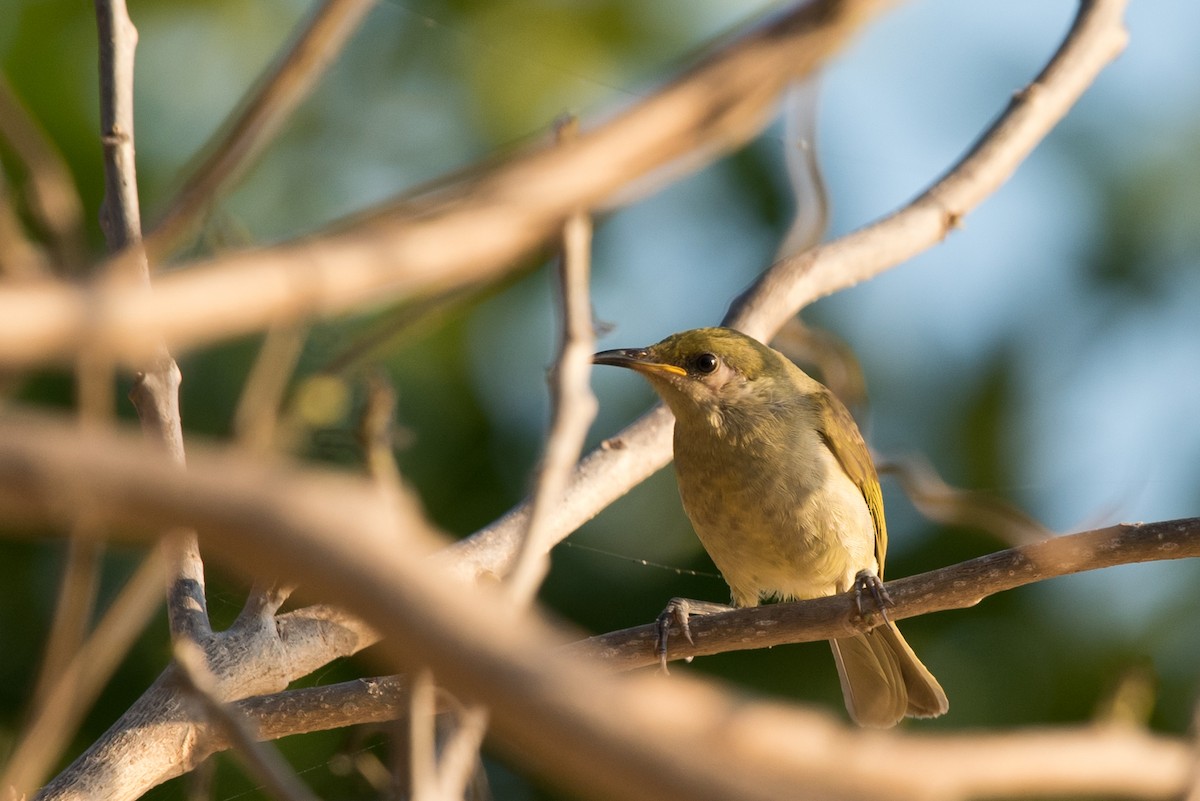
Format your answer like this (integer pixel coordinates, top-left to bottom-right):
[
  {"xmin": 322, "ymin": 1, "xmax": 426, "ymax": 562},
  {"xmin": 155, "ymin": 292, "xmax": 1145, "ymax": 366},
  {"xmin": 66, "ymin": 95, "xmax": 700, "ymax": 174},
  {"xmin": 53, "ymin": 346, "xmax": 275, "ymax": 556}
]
[{"xmin": 592, "ymin": 348, "xmax": 686, "ymax": 377}]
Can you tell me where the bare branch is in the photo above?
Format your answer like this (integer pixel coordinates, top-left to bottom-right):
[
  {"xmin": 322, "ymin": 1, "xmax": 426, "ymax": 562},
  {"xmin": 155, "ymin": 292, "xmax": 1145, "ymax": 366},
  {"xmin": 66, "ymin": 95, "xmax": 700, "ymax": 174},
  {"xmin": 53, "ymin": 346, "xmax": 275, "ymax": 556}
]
[
  {"xmin": 0, "ymin": 74, "xmax": 87, "ymax": 273},
  {"xmin": 146, "ymin": 0, "xmax": 378, "ymax": 257},
  {"xmin": 0, "ymin": 0, "xmax": 885, "ymax": 368},
  {"xmin": 3, "ymin": 548, "xmax": 166, "ymax": 796},
  {"xmin": 0, "ymin": 164, "xmax": 51, "ymax": 278},
  {"xmin": 173, "ymin": 640, "xmax": 322, "ymax": 801},
  {"xmin": 95, "ymin": 0, "xmax": 142, "ymax": 254},
  {"xmin": 727, "ymin": 0, "xmax": 1131, "ymax": 338},
  {"xmin": 96, "ymin": 0, "xmax": 209, "ymax": 644},
  {"xmin": 569, "ymin": 518, "xmax": 1200, "ymax": 670},
  {"xmin": 233, "ymin": 323, "xmax": 307, "ymax": 454},
  {"xmin": 506, "ymin": 117, "xmax": 599, "ymax": 604},
  {"xmin": 877, "ymin": 453, "xmax": 1053, "ymax": 547},
  {"xmin": 28, "ymin": 523, "xmax": 104, "ymax": 718},
  {"xmin": 33, "ymin": 603, "xmax": 376, "ymax": 801},
  {"xmin": 448, "ymin": 0, "xmax": 1131, "ymax": 584},
  {"xmin": 235, "ymin": 676, "xmax": 409, "ymax": 739},
  {"xmin": 1, "ymin": 412, "xmax": 1193, "ymax": 801}
]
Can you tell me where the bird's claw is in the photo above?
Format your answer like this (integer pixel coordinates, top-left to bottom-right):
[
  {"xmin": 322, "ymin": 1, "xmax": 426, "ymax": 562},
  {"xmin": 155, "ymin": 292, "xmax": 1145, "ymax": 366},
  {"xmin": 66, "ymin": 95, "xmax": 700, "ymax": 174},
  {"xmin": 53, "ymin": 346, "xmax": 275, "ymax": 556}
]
[
  {"xmin": 655, "ymin": 598, "xmax": 695, "ymax": 674},
  {"xmin": 654, "ymin": 597, "xmax": 732, "ymax": 673},
  {"xmin": 853, "ymin": 569, "xmax": 894, "ymax": 625}
]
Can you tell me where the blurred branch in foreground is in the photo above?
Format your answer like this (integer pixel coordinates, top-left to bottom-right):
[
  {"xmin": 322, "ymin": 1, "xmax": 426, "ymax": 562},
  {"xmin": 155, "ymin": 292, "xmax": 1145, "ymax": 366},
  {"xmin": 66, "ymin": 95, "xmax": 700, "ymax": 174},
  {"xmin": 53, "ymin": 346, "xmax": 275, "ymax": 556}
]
[
  {"xmin": 0, "ymin": 411, "xmax": 1191, "ymax": 801},
  {"xmin": 0, "ymin": 0, "xmax": 887, "ymax": 368}
]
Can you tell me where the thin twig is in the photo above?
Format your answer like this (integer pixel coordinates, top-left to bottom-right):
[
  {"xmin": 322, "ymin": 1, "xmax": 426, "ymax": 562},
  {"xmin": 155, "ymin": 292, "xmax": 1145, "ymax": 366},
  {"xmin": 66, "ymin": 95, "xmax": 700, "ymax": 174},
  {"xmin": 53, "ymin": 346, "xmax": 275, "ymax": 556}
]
[
  {"xmin": 95, "ymin": 0, "xmax": 142, "ymax": 254},
  {"xmin": 31, "ymin": 289, "xmax": 121, "ymax": 722},
  {"xmin": 506, "ymin": 117, "xmax": 599, "ymax": 606},
  {"xmin": 727, "ymin": 0, "xmax": 1131, "ymax": 338},
  {"xmin": 146, "ymin": 0, "xmax": 377, "ymax": 258},
  {"xmin": 877, "ymin": 453, "xmax": 1053, "ymax": 547},
  {"xmin": 230, "ymin": 324, "xmax": 307, "ymax": 624},
  {"xmin": 408, "ymin": 669, "xmax": 437, "ymax": 801},
  {"xmin": 414, "ymin": 118, "xmax": 599, "ymax": 801},
  {"xmin": 0, "ymin": 74, "xmax": 87, "ymax": 273},
  {"xmin": 433, "ymin": 699, "xmax": 489, "ymax": 801},
  {"xmin": 173, "ymin": 640, "xmax": 323, "ymax": 801},
  {"xmin": 2, "ymin": 548, "xmax": 167, "ymax": 797},
  {"xmin": 95, "ymin": 0, "xmax": 210, "ymax": 643},
  {"xmin": 233, "ymin": 323, "xmax": 307, "ymax": 455},
  {"xmin": 27, "ymin": 522, "xmax": 104, "ymax": 715},
  {"xmin": 38, "ymin": 269, "xmax": 123, "ymax": 717},
  {"xmin": 0, "ymin": 166, "xmax": 51, "ymax": 278},
  {"xmin": 357, "ymin": 370, "xmax": 443, "ymax": 540}
]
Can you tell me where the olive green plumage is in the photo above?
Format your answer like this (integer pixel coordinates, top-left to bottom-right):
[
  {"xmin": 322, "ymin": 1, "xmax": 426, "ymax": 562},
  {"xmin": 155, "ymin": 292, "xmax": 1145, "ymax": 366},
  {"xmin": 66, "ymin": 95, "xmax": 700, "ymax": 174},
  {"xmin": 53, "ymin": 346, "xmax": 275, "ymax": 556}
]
[{"xmin": 594, "ymin": 327, "xmax": 948, "ymax": 727}]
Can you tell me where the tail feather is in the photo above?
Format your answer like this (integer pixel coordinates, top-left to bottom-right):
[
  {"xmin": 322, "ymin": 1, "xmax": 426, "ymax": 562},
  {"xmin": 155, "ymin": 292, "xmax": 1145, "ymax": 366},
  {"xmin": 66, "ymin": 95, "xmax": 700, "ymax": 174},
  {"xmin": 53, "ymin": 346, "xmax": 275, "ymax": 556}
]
[{"xmin": 829, "ymin": 623, "xmax": 948, "ymax": 727}]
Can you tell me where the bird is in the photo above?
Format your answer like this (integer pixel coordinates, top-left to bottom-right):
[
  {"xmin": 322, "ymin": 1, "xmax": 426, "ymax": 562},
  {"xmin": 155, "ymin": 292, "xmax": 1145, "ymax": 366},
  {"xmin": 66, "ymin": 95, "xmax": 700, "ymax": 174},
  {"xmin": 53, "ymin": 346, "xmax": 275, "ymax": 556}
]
[{"xmin": 593, "ymin": 326, "xmax": 947, "ymax": 727}]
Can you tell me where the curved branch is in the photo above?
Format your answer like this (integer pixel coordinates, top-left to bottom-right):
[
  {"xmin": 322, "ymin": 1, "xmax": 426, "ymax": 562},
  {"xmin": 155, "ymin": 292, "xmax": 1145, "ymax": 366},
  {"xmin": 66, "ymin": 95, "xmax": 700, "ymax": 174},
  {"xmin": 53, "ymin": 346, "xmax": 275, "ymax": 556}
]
[
  {"xmin": 449, "ymin": 0, "xmax": 1131, "ymax": 583},
  {"xmin": 1, "ymin": 411, "xmax": 1189, "ymax": 801},
  {"xmin": 569, "ymin": 518, "xmax": 1200, "ymax": 670},
  {"xmin": 145, "ymin": 0, "xmax": 378, "ymax": 257},
  {"xmin": 0, "ymin": 0, "xmax": 885, "ymax": 368},
  {"xmin": 726, "ymin": 0, "xmax": 1130, "ymax": 339},
  {"xmin": 0, "ymin": 76, "xmax": 86, "ymax": 273}
]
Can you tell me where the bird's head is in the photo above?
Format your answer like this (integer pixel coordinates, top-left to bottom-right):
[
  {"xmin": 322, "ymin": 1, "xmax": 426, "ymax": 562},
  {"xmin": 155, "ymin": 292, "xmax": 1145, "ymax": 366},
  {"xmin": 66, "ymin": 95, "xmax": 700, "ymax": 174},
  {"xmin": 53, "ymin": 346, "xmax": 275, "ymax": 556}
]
[{"xmin": 593, "ymin": 328, "xmax": 802, "ymax": 432}]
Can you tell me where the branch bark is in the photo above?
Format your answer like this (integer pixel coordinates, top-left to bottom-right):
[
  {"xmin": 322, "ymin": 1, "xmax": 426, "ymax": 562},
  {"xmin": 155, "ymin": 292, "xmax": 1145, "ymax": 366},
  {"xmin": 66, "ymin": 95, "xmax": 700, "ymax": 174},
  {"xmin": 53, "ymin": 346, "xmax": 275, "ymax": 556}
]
[
  {"xmin": 95, "ymin": 0, "xmax": 210, "ymax": 645},
  {"xmin": 173, "ymin": 640, "xmax": 323, "ymax": 801},
  {"xmin": 0, "ymin": 411, "xmax": 1190, "ymax": 801},
  {"xmin": 30, "ymin": 602, "xmax": 376, "ymax": 801},
  {"xmin": 569, "ymin": 518, "xmax": 1200, "ymax": 669}
]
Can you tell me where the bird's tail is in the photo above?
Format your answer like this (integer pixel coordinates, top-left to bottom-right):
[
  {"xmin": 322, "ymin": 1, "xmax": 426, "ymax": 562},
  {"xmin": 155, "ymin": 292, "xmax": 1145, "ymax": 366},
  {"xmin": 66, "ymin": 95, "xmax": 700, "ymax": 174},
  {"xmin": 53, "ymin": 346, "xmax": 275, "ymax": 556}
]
[{"xmin": 829, "ymin": 622, "xmax": 948, "ymax": 728}]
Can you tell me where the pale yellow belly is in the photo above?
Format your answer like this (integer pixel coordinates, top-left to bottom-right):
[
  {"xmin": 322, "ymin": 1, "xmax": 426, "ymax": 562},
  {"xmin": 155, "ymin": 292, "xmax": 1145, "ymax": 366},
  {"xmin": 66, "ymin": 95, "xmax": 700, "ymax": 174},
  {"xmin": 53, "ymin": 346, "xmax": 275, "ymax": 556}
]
[{"xmin": 676, "ymin": 443, "xmax": 877, "ymax": 608}]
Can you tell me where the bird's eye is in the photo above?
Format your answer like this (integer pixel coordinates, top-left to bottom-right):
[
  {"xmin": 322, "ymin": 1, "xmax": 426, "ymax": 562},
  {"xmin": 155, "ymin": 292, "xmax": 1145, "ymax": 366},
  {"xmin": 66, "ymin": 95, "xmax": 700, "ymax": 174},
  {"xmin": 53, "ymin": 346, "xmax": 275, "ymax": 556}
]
[{"xmin": 694, "ymin": 352, "xmax": 719, "ymax": 374}]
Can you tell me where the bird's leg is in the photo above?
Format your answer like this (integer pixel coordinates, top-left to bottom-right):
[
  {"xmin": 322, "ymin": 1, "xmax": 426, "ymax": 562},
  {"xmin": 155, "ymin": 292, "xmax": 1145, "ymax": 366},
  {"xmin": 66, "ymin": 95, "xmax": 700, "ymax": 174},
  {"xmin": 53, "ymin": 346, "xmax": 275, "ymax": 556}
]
[
  {"xmin": 852, "ymin": 569, "xmax": 894, "ymax": 625},
  {"xmin": 655, "ymin": 597, "xmax": 732, "ymax": 674}
]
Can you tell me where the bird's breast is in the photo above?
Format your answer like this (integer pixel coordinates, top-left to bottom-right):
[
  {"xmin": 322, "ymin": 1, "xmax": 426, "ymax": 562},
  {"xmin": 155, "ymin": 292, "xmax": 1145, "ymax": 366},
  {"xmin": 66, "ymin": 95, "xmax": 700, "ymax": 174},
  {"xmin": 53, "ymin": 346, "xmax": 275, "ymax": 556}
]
[{"xmin": 672, "ymin": 422, "xmax": 876, "ymax": 607}]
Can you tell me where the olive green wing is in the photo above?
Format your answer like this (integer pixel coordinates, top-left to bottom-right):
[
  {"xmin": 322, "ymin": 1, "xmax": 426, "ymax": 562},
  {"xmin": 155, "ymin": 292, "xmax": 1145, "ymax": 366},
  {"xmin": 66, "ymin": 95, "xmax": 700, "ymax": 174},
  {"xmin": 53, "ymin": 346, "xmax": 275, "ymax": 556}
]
[{"xmin": 817, "ymin": 390, "xmax": 888, "ymax": 578}]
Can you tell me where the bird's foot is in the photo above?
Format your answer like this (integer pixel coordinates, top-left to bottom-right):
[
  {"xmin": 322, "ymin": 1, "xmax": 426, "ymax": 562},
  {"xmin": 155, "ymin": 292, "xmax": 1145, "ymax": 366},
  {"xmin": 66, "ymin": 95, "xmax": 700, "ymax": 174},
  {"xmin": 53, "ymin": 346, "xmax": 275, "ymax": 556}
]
[
  {"xmin": 655, "ymin": 598, "xmax": 732, "ymax": 674},
  {"xmin": 852, "ymin": 569, "xmax": 894, "ymax": 625}
]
